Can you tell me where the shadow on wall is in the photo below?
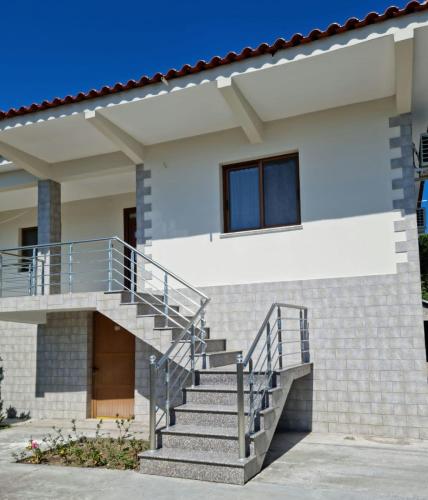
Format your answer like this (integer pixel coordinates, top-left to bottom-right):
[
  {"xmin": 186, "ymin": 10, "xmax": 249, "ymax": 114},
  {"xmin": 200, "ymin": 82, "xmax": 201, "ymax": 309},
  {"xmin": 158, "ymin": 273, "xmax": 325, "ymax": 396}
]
[{"xmin": 262, "ymin": 371, "xmax": 313, "ymax": 468}]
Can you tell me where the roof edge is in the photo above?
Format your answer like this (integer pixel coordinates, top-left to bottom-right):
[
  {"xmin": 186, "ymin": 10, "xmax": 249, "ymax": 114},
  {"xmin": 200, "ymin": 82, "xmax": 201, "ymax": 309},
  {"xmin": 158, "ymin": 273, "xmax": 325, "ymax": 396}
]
[{"xmin": 1, "ymin": 0, "xmax": 428, "ymax": 121}]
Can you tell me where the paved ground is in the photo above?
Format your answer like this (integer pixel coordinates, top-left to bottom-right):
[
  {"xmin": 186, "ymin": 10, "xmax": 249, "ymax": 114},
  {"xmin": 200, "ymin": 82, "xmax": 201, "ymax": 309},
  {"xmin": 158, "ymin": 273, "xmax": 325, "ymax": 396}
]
[{"xmin": 1, "ymin": 420, "xmax": 428, "ymax": 499}]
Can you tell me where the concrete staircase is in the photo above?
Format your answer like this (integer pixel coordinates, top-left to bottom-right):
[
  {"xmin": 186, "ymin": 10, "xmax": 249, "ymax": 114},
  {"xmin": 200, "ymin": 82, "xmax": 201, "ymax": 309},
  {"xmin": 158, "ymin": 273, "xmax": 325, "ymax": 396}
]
[{"xmin": 139, "ymin": 362, "xmax": 312, "ymax": 485}]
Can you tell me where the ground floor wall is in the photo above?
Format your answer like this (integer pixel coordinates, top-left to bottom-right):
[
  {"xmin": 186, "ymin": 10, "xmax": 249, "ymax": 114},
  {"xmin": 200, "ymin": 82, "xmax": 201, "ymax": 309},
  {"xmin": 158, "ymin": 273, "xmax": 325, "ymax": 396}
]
[{"xmin": 0, "ymin": 311, "xmax": 150, "ymax": 422}]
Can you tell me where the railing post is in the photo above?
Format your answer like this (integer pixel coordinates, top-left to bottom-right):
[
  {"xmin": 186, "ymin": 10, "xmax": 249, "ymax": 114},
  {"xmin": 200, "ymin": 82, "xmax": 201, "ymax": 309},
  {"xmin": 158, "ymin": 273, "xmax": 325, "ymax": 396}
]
[
  {"xmin": 131, "ymin": 250, "xmax": 136, "ymax": 303},
  {"xmin": 41, "ymin": 259, "xmax": 45, "ymax": 296},
  {"xmin": 236, "ymin": 353, "xmax": 246, "ymax": 460},
  {"xmin": 0, "ymin": 254, "xmax": 2, "ymax": 298},
  {"xmin": 165, "ymin": 358, "xmax": 170, "ymax": 428},
  {"xmin": 277, "ymin": 306, "xmax": 283, "ymax": 370},
  {"xmin": 266, "ymin": 320, "xmax": 272, "ymax": 389},
  {"xmin": 300, "ymin": 308, "xmax": 310, "ymax": 363},
  {"xmin": 163, "ymin": 273, "xmax": 168, "ymax": 327},
  {"xmin": 190, "ymin": 324, "xmax": 196, "ymax": 387},
  {"xmin": 68, "ymin": 243, "xmax": 73, "ymax": 293},
  {"xmin": 108, "ymin": 239, "xmax": 113, "ymax": 292},
  {"xmin": 32, "ymin": 248, "xmax": 38, "ymax": 296},
  {"xmin": 248, "ymin": 358, "xmax": 254, "ymax": 433},
  {"xmin": 200, "ymin": 303, "xmax": 207, "ymax": 369},
  {"xmin": 149, "ymin": 355, "xmax": 157, "ymax": 451}
]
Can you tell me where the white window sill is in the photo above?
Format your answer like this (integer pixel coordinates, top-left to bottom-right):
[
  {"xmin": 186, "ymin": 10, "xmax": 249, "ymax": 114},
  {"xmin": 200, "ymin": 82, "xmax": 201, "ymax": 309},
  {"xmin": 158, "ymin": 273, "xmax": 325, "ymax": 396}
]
[{"xmin": 219, "ymin": 224, "xmax": 303, "ymax": 239}]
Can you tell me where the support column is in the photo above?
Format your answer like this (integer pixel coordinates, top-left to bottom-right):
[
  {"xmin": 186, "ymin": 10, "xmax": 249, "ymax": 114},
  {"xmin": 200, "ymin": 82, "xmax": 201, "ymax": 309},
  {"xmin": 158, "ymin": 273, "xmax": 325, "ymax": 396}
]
[{"xmin": 37, "ymin": 180, "xmax": 61, "ymax": 294}]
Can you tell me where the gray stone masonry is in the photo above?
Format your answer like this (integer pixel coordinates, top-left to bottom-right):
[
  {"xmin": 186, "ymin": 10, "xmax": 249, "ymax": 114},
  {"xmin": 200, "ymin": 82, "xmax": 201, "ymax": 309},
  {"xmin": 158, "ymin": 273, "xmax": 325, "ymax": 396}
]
[
  {"xmin": 33, "ymin": 311, "xmax": 93, "ymax": 419},
  {"xmin": 37, "ymin": 179, "xmax": 61, "ymax": 294}
]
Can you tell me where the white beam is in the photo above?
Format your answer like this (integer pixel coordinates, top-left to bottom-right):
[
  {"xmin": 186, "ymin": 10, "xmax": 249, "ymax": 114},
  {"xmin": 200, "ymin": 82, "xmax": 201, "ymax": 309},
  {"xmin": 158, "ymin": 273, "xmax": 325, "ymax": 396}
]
[
  {"xmin": 53, "ymin": 152, "xmax": 134, "ymax": 182},
  {"xmin": 0, "ymin": 169, "xmax": 37, "ymax": 192},
  {"xmin": 394, "ymin": 31, "xmax": 414, "ymax": 114},
  {"xmin": 85, "ymin": 110, "xmax": 145, "ymax": 164},
  {"xmin": 0, "ymin": 141, "xmax": 52, "ymax": 179},
  {"xmin": 217, "ymin": 76, "xmax": 263, "ymax": 144}
]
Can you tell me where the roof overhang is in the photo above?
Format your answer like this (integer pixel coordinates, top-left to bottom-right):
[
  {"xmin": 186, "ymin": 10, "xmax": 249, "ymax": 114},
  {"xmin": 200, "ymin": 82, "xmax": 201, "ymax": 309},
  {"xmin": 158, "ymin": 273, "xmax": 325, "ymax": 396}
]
[{"xmin": 0, "ymin": 12, "xmax": 427, "ymax": 187}]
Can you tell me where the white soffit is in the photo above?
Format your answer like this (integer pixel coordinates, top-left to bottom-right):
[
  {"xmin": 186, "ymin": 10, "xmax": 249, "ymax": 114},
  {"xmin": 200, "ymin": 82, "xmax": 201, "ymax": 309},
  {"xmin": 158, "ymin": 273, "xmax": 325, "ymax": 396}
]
[
  {"xmin": 0, "ymin": 30, "xmax": 402, "ymax": 162},
  {"xmin": 0, "ymin": 114, "xmax": 117, "ymax": 163},
  {"xmin": 234, "ymin": 36, "xmax": 396, "ymax": 121}
]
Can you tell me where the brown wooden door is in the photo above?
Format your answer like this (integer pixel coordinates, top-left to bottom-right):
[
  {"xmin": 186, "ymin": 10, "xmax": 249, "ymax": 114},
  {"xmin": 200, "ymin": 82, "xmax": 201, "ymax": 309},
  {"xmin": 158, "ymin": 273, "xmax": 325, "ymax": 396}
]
[
  {"xmin": 92, "ymin": 313, "xmax": 135, "ymax": 418},
  {"xmin": 123, "ymin": 207, "xmax": 137, "ymax": 289}
]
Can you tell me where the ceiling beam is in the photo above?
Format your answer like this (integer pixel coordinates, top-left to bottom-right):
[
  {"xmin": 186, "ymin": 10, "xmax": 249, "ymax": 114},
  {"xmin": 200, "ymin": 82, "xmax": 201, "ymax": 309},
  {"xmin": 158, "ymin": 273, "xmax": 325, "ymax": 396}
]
[
  {"xmin": 0, "ymin": 169, "xmax": 37, "ymax": 192},
  {"xmin": 0, "ymin": 141, "xmax": 53, "ymax": 179},
  {"xmin": 394, "ymin": 30, "xmax": 414, "ymax": 115},
  {"xmin": 85, "ymin": 110, "xmax": 145, "ymax": 164},
  {"xmin": 53, "ymin": 152, "xmax": 134, "ymax": 182},
  {"xmin": 217, "ymin": 76, "xmax": 263, "ymax": 144}
]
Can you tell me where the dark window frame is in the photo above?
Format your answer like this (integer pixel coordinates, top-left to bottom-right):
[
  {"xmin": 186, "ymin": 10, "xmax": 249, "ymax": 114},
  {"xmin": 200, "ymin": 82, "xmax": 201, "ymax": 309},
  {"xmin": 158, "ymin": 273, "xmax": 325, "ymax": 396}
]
[{"xmin": 222, "ymin": 153, "xmax": 301, "ymax": 233}]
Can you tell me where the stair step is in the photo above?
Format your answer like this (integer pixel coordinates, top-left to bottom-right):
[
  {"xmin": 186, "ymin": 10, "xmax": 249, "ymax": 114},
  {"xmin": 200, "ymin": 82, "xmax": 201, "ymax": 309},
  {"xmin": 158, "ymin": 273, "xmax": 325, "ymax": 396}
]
[
  {"xmin": 137, "ymin": 302, "xmax": 180, "ymax": 316},
  {"xmin": 197, "ymin": 367, "xmax": 270, "ymax": 386},
  {"xmin": 194, "ymin": 350, "xmax": 242, "ymax": 368},
  {"xmin": 184, "ymin": 384, "xmax": 259, "ymax": 405},
  {"xmin": 161, "ymin": 423, "xmax": 243, "ymax": 454},
  {"xmin": 168, "ymin": 326, "xmax": 210, "ymax": 340},
  {"xmin": 137, "ymin": 313, "xmax": 193, "ymax": 328},
  {"xmin": 119, "ymin": 291, "xmax": 164, "ymax": 305},
  {"xmin": 175, "ymin": 338, "xmax": 226, "ymax": 354},
  {"xmin": 139, "ymin": 447, "xmax": 257, "ymax": 485},
  {"xmin": 173, "ymin": 402, "xmax": 274, "ymax": 428}
]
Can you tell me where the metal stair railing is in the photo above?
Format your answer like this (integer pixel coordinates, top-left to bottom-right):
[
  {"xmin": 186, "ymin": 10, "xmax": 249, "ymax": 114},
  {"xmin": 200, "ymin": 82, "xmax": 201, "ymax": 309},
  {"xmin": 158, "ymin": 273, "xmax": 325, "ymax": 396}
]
[
  {"xmin": 0, "ymin": 236, "xmax": 210, "ymax": 448},
  {"xmin": 236, "ymin": 303, "xmax": 310, "ymax": 459}
]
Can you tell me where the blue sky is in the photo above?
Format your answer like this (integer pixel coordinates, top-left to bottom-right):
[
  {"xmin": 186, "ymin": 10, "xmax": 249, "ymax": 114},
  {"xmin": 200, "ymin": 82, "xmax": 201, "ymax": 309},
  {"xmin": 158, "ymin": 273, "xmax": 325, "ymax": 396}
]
[{"xmin": 0, "ymin": 0, "xmax": 410, "ymax": 111}]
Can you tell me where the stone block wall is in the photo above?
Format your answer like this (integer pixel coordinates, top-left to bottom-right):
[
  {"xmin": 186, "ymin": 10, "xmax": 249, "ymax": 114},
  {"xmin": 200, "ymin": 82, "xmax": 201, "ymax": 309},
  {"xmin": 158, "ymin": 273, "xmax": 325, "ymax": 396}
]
[
  {"xmin": 33, "ymin": 311, "xmax": 93, "ymax": 419},
  {"xmin": 0, "ymin": 321, "xmax": 37, "ymax": 418}
]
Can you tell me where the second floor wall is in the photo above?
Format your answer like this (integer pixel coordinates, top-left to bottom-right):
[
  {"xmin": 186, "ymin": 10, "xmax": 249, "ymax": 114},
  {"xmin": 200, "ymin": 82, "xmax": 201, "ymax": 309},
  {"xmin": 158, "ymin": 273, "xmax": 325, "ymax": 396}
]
[{"xmin": 0, "ymin": 97, "xmax": 413, "ymax": 288}]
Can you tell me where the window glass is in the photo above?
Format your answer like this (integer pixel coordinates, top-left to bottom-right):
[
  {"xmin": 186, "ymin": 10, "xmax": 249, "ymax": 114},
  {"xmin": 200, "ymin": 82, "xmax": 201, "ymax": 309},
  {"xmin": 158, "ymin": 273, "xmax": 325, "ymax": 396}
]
[
  {"xmin": 263, "ymin": 158, "xmax": 299, "ymax": 226},
  {"xmin": 229, "ymin": 166, "xmax": 260, "ymax": 231}
]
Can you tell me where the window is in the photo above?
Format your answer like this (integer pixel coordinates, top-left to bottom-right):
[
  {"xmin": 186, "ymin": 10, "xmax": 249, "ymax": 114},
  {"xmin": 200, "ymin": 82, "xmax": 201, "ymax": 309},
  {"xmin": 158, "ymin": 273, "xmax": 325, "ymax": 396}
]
[
  {"xmin": 222, "ymin": 154, "xmax": 300, "ymax": 233},
  {"xmin": 20, "ymin": 226, "xmax": 38, "ymax": 272}
]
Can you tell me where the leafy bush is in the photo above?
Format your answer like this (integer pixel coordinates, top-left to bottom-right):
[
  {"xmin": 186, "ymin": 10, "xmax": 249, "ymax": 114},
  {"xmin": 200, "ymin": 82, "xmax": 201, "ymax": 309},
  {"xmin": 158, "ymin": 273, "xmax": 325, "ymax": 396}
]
[{"xmin": 14, "ymin": 417, "xmax": 149, "ymax": 469}]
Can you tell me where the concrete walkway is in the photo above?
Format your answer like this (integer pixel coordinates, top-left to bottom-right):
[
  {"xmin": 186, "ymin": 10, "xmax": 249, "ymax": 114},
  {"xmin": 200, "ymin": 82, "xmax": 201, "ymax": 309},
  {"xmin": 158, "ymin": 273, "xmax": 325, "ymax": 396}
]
[{"xmin": 1, "ymin": 420, "xmax": 428, "ymax": 499}]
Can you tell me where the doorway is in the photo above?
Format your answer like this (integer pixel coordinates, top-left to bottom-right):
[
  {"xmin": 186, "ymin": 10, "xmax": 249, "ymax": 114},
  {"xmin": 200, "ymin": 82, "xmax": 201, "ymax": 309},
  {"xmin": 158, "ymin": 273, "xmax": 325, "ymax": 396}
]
[
  {"xmin": 123, "ymin": 207, "xmax": 137, "ymax": 290},
  {"xmin": 91, "ymin": 313, "xmax": 135, "ymax": 418}
]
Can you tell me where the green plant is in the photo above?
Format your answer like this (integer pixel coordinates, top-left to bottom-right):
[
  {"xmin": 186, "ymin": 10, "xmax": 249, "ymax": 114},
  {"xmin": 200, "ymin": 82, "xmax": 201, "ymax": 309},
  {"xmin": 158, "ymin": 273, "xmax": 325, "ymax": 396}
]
[{"xmin": 14, "ymin": 417, "xmax": 149, "ymax": 469}]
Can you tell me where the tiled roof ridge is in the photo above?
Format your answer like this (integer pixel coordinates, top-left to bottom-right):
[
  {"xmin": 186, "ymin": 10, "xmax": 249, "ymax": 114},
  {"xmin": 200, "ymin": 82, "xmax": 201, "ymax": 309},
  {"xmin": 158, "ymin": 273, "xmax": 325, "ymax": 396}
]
[{"xmin": 1, "ymin": 1, "xmax": 427, "ymax": 120}]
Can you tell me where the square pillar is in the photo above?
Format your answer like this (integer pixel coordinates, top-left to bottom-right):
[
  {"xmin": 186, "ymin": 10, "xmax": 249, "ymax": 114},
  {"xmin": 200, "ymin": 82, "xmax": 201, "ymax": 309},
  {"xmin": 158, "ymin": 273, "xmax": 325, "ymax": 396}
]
[{"xmin": 37, "ymin": 180, "xmax": 61, "ymax": 294}]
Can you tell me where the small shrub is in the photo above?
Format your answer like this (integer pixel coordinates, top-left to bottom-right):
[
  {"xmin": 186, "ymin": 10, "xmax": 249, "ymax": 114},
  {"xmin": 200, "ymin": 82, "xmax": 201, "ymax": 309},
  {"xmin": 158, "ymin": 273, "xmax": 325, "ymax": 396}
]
[
  {"xmin": 14, "ymin": 417, "xmax": 148, "ymax": 469},
  {"xmin": 6, "ymin": 406, "xmax": 17, "ymax": 419}
]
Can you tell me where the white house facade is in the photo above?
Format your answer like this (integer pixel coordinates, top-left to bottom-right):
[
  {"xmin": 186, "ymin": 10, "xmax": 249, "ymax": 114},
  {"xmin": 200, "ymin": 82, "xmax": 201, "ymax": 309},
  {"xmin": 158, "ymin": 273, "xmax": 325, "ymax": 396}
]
[{"xmin": 0, "ymin": 1, "xmax": 428, "ymax": 483}]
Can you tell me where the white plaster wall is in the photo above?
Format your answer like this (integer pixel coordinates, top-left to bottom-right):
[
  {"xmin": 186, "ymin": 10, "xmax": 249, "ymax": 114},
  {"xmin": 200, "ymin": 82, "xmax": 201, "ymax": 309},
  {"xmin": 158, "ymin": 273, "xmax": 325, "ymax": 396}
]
[
  {"xmin": 0, "ymin": 192, "xmax": 134, "ymax": 249},
  {"xmin": 0, "ymin": 99, "xmax": 402, "ymax": 289},
  {"xmin": 145, "ymin": 98, "xmax": 400, "ymax": 287}
]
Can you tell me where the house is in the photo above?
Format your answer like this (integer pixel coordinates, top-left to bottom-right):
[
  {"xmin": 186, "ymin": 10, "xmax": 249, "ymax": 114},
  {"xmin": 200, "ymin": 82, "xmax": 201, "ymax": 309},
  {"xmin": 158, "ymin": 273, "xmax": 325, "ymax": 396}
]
[{"xmin": 0, "ymin": 0, "xmax": 428, "ymax": 484}]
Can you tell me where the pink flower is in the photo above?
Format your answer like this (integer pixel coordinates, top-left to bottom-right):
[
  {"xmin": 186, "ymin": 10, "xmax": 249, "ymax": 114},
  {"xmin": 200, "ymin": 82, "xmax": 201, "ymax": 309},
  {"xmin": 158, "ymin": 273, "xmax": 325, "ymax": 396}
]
[{"xmin": 31, "ymin": 440, "xmax": 39, "ymax": 449}]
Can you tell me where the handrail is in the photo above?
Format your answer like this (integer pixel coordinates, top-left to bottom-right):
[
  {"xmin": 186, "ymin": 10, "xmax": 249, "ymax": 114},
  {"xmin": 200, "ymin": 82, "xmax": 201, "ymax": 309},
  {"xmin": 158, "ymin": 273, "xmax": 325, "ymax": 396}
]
[
  {"xmin": 0, "ymin": 235, "xmax": 210, "ymax": 450},
  {"xmin": 236, "ymin": 302, "xmax": 310, "ymax": 459},
  {"xmin": 0, "ymin": 236, "xmax": 209, "ymax": 302},
  {"xmin": 243, "ymin": 302, "xmax": 308, "ymax": 366}
]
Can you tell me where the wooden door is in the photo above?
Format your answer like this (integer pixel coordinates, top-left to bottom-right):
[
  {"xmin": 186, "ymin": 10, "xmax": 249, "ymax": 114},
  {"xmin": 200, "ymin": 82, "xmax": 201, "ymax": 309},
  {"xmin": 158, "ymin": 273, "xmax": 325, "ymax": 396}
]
[
  {"xmin": 123, "ymin": 207, "xmax": 137, "ymax": 289},
  {"xmin": 92, "ymin": 313, "xmax": 135, "ymax": 418}
]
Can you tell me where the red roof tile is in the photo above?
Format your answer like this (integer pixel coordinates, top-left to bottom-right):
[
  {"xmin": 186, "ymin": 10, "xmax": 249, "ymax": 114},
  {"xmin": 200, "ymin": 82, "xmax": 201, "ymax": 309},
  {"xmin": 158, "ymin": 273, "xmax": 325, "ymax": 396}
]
[{"xmin": 1, "ymin": 1, "xmax": 427, "ymax": 121}]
